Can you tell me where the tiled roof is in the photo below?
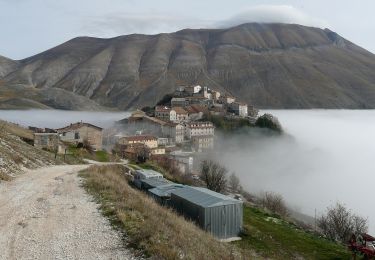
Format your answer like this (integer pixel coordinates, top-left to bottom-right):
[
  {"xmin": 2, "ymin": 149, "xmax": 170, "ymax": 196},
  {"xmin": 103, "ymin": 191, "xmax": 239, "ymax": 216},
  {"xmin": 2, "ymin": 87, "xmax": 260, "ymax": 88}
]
[
  {"xmin": 56, "ymin": 122, "xmax": 102, "ymax": 132},
  {"xmin": 172, "ymin": 106, "xmax": 188, "ymax": 114},
  {"xmin": 124, "ymin": 135, "xmax": 157, "ymax": 142},
  {"xmin": 155, "ymin": 106, "xmax": 171, "ymax": 112}
]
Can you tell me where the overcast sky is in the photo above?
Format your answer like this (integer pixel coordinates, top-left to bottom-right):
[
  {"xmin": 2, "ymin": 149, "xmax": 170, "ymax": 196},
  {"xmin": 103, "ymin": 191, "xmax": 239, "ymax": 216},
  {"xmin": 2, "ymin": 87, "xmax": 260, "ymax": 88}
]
[{"xmin": 1, "ymin": 0, "xmax": 374, "ymax": 59}]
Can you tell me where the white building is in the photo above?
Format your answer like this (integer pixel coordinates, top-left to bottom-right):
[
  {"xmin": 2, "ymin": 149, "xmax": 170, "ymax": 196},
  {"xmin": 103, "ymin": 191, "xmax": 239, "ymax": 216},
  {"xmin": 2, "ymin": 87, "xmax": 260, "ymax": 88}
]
[
  {"xmin": 185, "ymin": 121, "xmax": 214, "ymax": 139},
  {"xmin": 192, "ymin": 135, "xmax": 214, "ymax": 152},
  {"xmin": 169, "ymin": 151, "xmax": 194, "ymax": 174},
  {"xmin": 172, "ymin": 107, "xmax": 189, "ymax": 122},
  {"xmin": 155, "ymin": 106, "xmax": 176, "ymax": 122},
  {"xmin": 185, "ymin": 85, "xmax": 202, "ymax": 94},
  {"xmin": 229, "ymin": 102, "xmax": 248, "ymax": 117}
]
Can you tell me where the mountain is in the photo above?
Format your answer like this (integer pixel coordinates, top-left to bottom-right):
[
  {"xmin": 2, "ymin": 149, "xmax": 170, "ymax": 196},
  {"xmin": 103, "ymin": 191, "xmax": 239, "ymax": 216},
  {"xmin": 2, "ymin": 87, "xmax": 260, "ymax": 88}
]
[
  {"xmin": 1, "ymin": 23, "xmax": 375, "ymax": 110},
  {"xmin": 0, "ymin": 55, "xmax": 18, "ymax": 78}
]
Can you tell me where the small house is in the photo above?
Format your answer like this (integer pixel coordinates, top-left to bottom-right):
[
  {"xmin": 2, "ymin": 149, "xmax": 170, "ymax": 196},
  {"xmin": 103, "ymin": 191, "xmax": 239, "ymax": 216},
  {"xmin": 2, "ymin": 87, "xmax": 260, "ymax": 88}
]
[
  {"xmin": 56, "ymin": 122, "xmax": 103, "ymax": 150},
  {"xmin": 34, "ymin": 133, "xmax": 59, "ymax": 151},
  {"xmin": 133, "ymin": 169, "xmax": 163, "ymax": 189},
  {"xmin": 170, "ymin": 186, "xmax": 243, "ymax": 239},
  {"xmin": 118, "ymin": 135, "xmax": 158, "ymax": 149}
]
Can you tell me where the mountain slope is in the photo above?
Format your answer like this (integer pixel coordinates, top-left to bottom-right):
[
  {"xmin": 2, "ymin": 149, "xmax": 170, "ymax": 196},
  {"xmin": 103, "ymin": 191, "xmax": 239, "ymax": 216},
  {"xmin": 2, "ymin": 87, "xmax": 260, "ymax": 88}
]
[
  {"xmin": 1, "ymin": 23, "xmax": 375, "ymax": 109},
  {"xmin": 0, "ymin": 55, "xmax": 18, "ymax": 78}
]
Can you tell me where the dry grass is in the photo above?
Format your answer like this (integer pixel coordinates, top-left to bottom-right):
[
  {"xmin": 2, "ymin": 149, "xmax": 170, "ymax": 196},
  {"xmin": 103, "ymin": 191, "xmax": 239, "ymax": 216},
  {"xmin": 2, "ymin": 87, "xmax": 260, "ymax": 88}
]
[
  {"xmin": 0, "ymin": 120, "xmax": 34, "ymax": 140},
  {"xmin": 80, "ymin": 165, "xmax": 254, "ymax": 260},
  {"xmin": 0, "ymin": 170, "xmax": 12, "ymax": 181}
]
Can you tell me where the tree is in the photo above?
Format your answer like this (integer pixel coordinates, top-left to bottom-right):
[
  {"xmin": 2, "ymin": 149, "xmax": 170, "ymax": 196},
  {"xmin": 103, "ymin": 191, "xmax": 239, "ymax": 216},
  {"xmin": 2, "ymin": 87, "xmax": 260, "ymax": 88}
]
[
  {"xmin": 255, "ymin": 113, "xmax": 282, "ymax": 132},
  {"xmin": 259, "ymin": 191, "xmax": 289, "ymax": 217},
  {"xmin": 200, "ymin": 160, "xmax": 227, "ymax": 193},
  {"xmin": 229, "ymin": 172, "xmax": 240, "ymax": 192},
  {"xmin": 134, "ymin": 144, "xmax": 150, "ymax": 163},
  {"xmin": 317, "ymin": 202, "xmax": 368, "ymax": 243}
]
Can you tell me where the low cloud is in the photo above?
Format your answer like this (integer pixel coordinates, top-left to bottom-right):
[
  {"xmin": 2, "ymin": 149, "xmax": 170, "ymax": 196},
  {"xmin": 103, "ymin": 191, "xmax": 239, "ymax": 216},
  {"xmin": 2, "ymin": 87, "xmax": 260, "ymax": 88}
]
[
  {"xmin": 215, "ymin": 5, "xmax": 329, "ymax": 29},
  {"xmin": 81, "ymin": 13, "xmax": 213, "ymax": 37},
  {"xmin": 81, "ymin": 5, "xmax": 328, "ymax": 38}
]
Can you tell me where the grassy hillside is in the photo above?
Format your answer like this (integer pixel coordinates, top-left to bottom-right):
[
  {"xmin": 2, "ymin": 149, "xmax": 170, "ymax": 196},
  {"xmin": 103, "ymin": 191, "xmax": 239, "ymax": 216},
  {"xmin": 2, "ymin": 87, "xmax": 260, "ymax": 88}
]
[
  {"xmin": 80, "ymin": 164, "xmax": 351, "ymax": 259},
  {"xmin": 237, "ymin": 207, "xmax": 350, "ymax": 259},
  {"xmin": 79, "ymin": 165, "xmax": 251, "ymax": 259}
]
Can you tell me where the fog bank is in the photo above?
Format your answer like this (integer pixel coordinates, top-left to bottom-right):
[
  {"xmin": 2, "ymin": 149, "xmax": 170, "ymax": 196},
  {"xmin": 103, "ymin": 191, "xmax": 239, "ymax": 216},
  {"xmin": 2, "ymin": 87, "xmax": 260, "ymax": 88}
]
[
  {"xmin": 213, "ymin": 110, "xmax": 375, "ymax": 233},
  {"xmin": 0, "ymin": 110, "xmax": 130, "ymax": 129}
]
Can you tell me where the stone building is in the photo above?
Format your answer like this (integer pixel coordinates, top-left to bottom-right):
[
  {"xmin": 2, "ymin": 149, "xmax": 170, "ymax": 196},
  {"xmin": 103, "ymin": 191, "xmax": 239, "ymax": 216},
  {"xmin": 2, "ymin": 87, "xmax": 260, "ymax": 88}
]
[
  {"xmin": 229, "ymin": 102, "xmax": 248, "ymax": 117},
  {"xmin": 118, "ymin": 135, "xmax": 158, "ymax": 149},
  {"xmin": 185, "ymin": 121, "xmax": 214, "ymax": 139},
  {"xmin": 56, "ymin": 122, "xmax": 103, "ymax": 150},
  {"xmin": 155, "ymin": 106, "xmax": 176, "ymax": 122},
  {"xmin": 172, "ymin": 107, "xmax": 189, "ymax": 122}
]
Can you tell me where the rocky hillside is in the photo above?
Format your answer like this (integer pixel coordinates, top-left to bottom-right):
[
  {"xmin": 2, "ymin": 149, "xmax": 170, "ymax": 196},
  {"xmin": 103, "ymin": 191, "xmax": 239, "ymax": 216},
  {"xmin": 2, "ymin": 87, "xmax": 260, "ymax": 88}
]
[
  {"xmin": 1, "ymin": 23, "xmax": 375, "ymax": 109},
  {"xmin": 0, "ymin": 121, "xmax": 59, "ymax": 180}
]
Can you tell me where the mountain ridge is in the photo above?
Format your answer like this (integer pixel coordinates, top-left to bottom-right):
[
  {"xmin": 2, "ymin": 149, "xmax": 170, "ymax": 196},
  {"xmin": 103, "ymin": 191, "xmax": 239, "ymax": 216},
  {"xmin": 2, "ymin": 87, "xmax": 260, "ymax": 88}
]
[{"xmin": 1, "ymin": 23, "xmax": 375, "ymax": 110}]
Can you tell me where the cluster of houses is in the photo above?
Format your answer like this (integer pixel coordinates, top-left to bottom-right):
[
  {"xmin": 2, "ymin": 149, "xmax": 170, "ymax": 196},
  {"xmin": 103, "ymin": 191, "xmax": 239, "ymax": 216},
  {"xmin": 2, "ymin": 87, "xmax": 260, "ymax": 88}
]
[
  {"xmin": 32, "ymin": 122, "xmax": 103, "ymax": 154},
  {"xmin": 132, "ymin": 168, "xmax": 243, "ymax": 240},
  {"xmin": 30, "ymin": 85, "xmax": 257, "ymax": 176},
  {"xmin": 115, "ymin": 85, "xmax": 257, "ymax": 173}
]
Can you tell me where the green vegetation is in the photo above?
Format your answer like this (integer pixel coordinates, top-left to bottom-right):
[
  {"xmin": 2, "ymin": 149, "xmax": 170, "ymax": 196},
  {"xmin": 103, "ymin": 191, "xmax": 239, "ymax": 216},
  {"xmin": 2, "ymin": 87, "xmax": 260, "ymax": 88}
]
[
  {"xmin": 67, "ymin": 145, "xmax": 118, "ymax": 163},
  {"xmin": 80, "ymin": 165, "xmax": 352, "ymax": 260},
  {"xmin": 79, "ymin": 165, "xmax": 246, "ymax": 260},
  {"xmin": 202, "ymin": 114, "xmax": 254, "ymax": 132},
  {"xmin": 237, "ymin": 206, "xmax": 351, "ymax": 259},
  {"xmin": 255, "ymin": 114, "xmax": 282, "ymax": 133}
]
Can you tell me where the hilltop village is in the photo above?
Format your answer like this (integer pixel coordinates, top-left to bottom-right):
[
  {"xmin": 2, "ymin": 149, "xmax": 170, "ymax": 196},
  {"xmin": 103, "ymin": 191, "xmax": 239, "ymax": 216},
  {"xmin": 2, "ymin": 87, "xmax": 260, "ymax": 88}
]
[
  {"xmin": 27, "ymin": 85, "xmax": 265, "ymax": 177},
  {"xmin": 112, "ymin": 85, "xmax": 259, "ymax": 173}
]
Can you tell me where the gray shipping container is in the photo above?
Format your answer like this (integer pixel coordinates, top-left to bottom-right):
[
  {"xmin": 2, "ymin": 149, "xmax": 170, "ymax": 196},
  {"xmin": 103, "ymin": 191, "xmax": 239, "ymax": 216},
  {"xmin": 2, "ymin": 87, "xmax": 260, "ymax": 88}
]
[{"xmin": 170, "ymin": 186, "xmax": 243, "ymax": 239}]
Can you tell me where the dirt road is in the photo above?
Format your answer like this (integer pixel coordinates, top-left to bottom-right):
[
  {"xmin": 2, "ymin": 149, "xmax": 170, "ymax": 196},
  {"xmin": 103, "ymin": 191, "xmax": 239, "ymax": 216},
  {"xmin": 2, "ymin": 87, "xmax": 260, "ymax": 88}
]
[{"xmin": 0, "ymin": 165, "xmax": 134, "ymax": 260}]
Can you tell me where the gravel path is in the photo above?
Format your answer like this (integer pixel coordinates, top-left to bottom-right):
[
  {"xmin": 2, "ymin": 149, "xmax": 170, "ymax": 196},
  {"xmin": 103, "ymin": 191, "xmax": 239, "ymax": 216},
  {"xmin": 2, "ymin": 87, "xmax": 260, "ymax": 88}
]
[{"xmin": 0, "ymin": 165, "xmax": 135, "ymax": 260}]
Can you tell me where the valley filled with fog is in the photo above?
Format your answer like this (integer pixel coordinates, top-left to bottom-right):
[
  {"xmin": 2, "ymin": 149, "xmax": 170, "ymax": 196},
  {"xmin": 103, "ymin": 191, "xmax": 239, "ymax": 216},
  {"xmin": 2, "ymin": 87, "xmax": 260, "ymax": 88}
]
[
  {"xmin": 213, "ymin": 110, "xmax": 375, "ymax": 233},
  {"xmin": 1, "ymin": 109, "xmax": 374, "ymax": 232}
]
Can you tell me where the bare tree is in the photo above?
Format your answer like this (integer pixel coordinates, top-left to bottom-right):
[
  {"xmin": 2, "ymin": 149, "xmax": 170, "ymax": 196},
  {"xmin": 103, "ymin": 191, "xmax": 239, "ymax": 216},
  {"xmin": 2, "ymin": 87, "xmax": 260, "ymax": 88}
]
[
  {"xmin": 82, "ymin": 138, "xmax": 94, "ymax": 154},
  {"xmin": 259, "ymin": 191, "xmax": 289, "ymax": 217},
  {"xmin": 229, "ymin": 172, "xmax": 240, "ymax": 192},
  {"xmin": 317, "ymin": 202, "xmax": 368, "ymax": 243},
  {"xmin": 200, "ymin": 160, "xmax": 227, "ymax": 193},
  {"xmin": 134, "ymin": 144, "xmax": 150, "ymax": 163}
]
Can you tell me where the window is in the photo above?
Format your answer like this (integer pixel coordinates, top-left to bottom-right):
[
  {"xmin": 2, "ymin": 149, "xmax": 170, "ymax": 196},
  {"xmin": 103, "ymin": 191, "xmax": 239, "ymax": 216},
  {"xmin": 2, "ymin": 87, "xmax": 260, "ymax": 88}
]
[{"xmin": 74, "ymin": 132, "xmax": 80, "ymax": 139}]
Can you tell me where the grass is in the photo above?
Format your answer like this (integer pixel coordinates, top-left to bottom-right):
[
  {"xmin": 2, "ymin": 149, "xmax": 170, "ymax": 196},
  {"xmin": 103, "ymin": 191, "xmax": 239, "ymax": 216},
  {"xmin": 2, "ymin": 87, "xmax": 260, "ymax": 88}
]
[
  {"xmin": 0, "ymin": 120, "xmax": 34, "ymax": 140},
  {"xmin": 202, "ymin": 114, "xmax": 254, "ymax": 132},
  {"xmin": 79, "ymin": 164, "xmax": 353, "ymax": 259},
  {"xmin": 67, "ymin": 146, "xmax": 118, "ymax": 163},
  {"xmin": 79, "ymin": 165, "xmax": 251, "ymax": 260},
  {"xmin": 236, "ymin": 206, "xmax": 351, "ymax": 259}
]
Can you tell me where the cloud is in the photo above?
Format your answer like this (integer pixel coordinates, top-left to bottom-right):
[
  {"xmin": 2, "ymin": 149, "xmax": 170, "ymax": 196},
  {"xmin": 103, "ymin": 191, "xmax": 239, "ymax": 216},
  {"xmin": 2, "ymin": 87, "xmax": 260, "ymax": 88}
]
[
  {"xmin": 215, "ymin": 5, "xmax": 329, "ymax": 29},
  {"xmin": 81, "ymin": 13, "xmax": 214, "ymax": 37},
  {"xmin": 81, "ymin": 5, "xmax": 328, "ymax": 38}
]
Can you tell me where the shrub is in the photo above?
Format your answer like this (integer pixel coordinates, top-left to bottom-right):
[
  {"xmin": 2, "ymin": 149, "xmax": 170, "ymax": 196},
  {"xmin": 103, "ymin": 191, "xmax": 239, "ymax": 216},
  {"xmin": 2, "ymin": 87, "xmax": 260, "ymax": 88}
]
[
  {"xmin": 317, "ymin": 202, "xmax": 368, "ymax": 243},
  {"xmin": 259, "ymin": 191, "xmax": 289, "ymax": 217},
  {"xmin": 255, "ymin": 114, "xmax": 282, "ymax": 132},
  {"xmin": 200, "ymin": 160, "xmax": 228, "ymax": 193}
]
